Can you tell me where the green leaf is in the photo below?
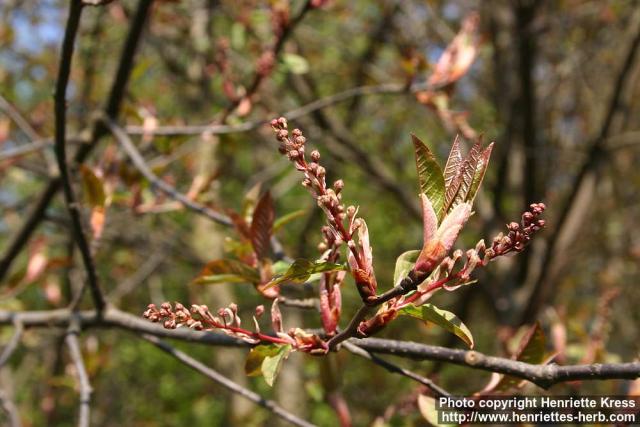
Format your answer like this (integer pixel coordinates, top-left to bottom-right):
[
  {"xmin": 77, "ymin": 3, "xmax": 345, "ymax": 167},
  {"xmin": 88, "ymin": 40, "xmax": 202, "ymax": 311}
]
[
  {"xmin": 399, "ymin": 303, "xmax": 474, "ymax": 348},
  {"xmin": 245, "ymin": 344, "xmax": 292, "ymax": 386},
  {"xmin": 418, "ymin": 395, "xmax": 456, "ymax": 427},
  {"xmin": 80, "ymin": 166, "xmax": 106, "ymax": 208},
  {"xmin": 192, "ymin": 259, "xmax": 260, "ymax": 285},
  {"xmin": 393, "ymin": 250, "xmax": 420, "ymax": 286},
  {"xmin": 282, "ymin": 53, "xmax": 309, "ymax": 74},
  {"xmin": 411, "ymin": 134, "xmax": 445, "ymax": 220},
  {"xmin": 273, "ymin": 209, "xmax": 306, "ymax": 232},
  {"xmin": 265, "ymin": 259, "xmax": 346, "ymax": 288},
  {"xmin": 493, "ymin": 323, "xmax": 545, "ymax": 392}
]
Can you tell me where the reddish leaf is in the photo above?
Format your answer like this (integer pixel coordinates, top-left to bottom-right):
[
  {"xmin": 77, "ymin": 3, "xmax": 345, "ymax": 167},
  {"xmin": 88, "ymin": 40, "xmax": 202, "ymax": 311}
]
[
  {"xmin": 427, "ymin": 13, "xmax": 480, "ymax": 88},
  {"xmin": 250, "ymin": 191, "xmax": 275, "ymax": 259}
]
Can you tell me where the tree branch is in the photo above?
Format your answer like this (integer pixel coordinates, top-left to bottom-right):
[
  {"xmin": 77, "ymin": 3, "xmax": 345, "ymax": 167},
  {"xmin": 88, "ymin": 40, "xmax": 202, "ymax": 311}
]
[
  {"xmin": 102, "ymin": 118, "xmax": 233, "ymax": 226},
  {"xmin": 124, "ymin": 81, "xmax": 430, "ymax": 136},
  {"xmin": 0, "ymin": 0, "xmax": 154, "ymax": 284},
  {"xmin": 54, "ymin": 0, "xmax": 106, "ymax": 311},
  {"xmin": 0, "ymin": 308, "xmax": 637, "ymax": 390},
  {"xmin": 0, "ymin": 320, "xmax": 23, "ymax": 368},
  {"xmin": 65, "ymin": 319, "xmax": 92, "ymax": 427},
  {"xmin": 520, "ymin": 10, "xmax": 640, "ymax": 324},
  {"xmin": 141, "ymin": 334, "xmax": 316, "ymax": 427}
]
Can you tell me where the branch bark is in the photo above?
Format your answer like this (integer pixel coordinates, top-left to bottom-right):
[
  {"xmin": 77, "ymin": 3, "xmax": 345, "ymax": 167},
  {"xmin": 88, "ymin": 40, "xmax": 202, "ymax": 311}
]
[{"xmin": 0, "ymin": 308, "xmax": 637, "ymax": 390}]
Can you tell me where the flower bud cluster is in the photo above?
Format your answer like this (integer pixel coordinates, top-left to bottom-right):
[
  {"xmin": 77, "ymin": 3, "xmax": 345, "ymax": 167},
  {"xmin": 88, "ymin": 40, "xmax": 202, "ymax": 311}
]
[
  {"xmin": 271, "ymin": 118, "xmax": 375, "ymax": 300},
  {"xmin": 144, "ymin": 302, "xmax": 259, "ymax": 343},
  {"xmin": 486, "ymin": 202, "xmax": 546, "ymax": 258}
]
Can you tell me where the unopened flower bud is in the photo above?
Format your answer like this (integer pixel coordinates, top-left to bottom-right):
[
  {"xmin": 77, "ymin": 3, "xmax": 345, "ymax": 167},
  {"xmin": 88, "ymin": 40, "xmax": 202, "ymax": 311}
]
[
  {"xmin": 333, "ymin": 179, "xmax": 344, "ymax": 192},
  {"xmin": 292, "ymin": 128, "xmax": 302, "ymax": 137},
  {"xmin": 277, "ymin": 129, "xmax": 288, "ymax": 140},
  {"xmin": 294, "ymin": 136, "xmax": 306, "ymax": 145},
  {"xmin": 277, "ymin": 117, "xmax": 287, "ymax": 128},
  {"xmin": 316, "ymin": 166, "xmax": 326, "ymax": 178},
  {"xmin": 255, "ymin": 305, "xmax": 265, "ymax": 317},
  {"xmin": 507, "ymin": 222, "xmax": 520, "ymax": 231},
  {"xmin": 346, "ymin": 205, "xmax": 356, "ymax": 217},
  {"xmin": 288, "ymin": 149, "xmax": 299, "ymax": 160},
  {"xmin": 310, "ymin": 150, "xmax": 321, "ymax": 162},
  {"xmin": 317, "ymin": 242, "xmax": 328, "ymax": 252}
]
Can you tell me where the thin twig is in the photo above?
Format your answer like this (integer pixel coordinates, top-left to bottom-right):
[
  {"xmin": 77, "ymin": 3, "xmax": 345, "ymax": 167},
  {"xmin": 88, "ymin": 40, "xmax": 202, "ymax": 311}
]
[
  {"xmin": 342, "ymin": 342, "xmax": 451, "ymax": 398},
  {"xmin": 141, "ymin": 334, "xmax": 316, "ymax": 427},
  {"xmin": 102, "ymin": 118, "xmax": 232, "ymax": 226},
  {"xmin": 0, "ymin": 320, "xmax": 23, "ymax": 368},
  {"xmin": 0, "ymin": 0, "xmax": 154, "ymax": 284},
  {"xmin": 125, "ymin": 82, "xmax": 430, "ymax": 137},
  {"xmin": 520, "ymin": 10, "xmax": 640, "ymax": 324},
  {"xmin": 54, "ymin": 0, "xmax": 106, "ymax": 312},
  {"xmin": 65, "ymin": 319, "xmax": 92, "ymax": 427}
]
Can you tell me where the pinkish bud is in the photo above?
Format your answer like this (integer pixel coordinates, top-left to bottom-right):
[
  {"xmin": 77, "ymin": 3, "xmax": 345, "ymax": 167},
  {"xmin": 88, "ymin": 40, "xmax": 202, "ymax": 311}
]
[
  {"xmin": 294, "ymin": 136, "xmax": 306, "ymax": 145},
  {"xmin": 255, "ymin": 305, "xmax": 265, "ymax": 318},
  {"xmin": 507, "ymin": 222, "xmax": 519, "ymax": 231},
  {"xmin": 288, "ymin": 149, "xmax": 299, "ymax": 160},
  {"xmin": 346, "ymin": 206, "xmax": 356, "ymax": 217},
  {"xmin": 333, "ymin": 179, "xmax": 344, "ymax": 192},
  {"xmin": 292, "ymin": 128, "xmax": 302, "ymax": 137},
  {"xmin": 277, "ymin": 117, "xmax": 287, "ymax": 127},
  {"xmin": 310, "ymin": 150, "xmax": 321, "ymax": 162},
  {"xmin": 277, "ymin": 129, "xmax": 288, "ymax": 140}
]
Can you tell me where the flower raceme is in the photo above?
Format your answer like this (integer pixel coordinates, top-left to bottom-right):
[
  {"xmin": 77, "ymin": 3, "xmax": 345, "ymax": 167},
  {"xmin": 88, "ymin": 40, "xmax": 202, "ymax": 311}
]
[{"xmin": 142, "ymin": 119, "xmax": 546, "ymax": 386}]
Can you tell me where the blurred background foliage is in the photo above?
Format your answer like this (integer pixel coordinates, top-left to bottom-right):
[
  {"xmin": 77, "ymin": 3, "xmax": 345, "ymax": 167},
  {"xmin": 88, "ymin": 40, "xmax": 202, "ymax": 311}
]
[{"xmin": 1, "ymin": 0, "xmax": 640, "ymax": 425}]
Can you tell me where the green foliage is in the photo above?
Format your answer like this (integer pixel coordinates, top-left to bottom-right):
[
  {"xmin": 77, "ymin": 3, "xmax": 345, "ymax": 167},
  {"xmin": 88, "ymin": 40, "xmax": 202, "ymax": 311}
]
[
  {"xmin": 265, "ymin": 259, "xmax": 346, "ymax": 288},
  {"xmin": 412, "ymin": 134, "xmax": 445, "ymax": 220},
  {"xmin": 393, "ymin": 249, "xmax": 420, "ymax": 286},
  {"xmin": 398, "ymin": 303, "xmax": 474, "ymax": 348},
  {"xmin": 245, "ymin": 344, "xmax": 292, "ymax": 386}
]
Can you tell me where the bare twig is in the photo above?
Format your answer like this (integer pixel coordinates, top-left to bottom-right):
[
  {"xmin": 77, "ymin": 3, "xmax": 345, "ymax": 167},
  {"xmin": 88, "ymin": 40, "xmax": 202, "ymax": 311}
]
[
  {"xmin": 54, "ymin": 0, "xmax": 106, "ymax": 312},
  {"xmin": 342, "ymin": 342, "xmax": 451, "ymax": 398},
  {"xmin": 124, "ymin": 82, "xmax": 430, "ymax": 137},
  {"xmin": 102, "ymin": 118, "xmax": 233, "ymax": 226},
  {"xmin": 142, "ymin": 334, "xmax": 316, "ymax": 427},
  {"xmin": 0, "ymin": 0, "xmax": 154, "ymax": 284},
  {"xmin": 0, "ymin": 320, "xmax": 23, "ymax": 368},
  {"xmin": 0, "ymin": 308, "xmax": 637, "ymax": 389},
  {"xmin": 65, "ymin": 319, "xmax": 92, "ymax": 427},
  {"xmin": 520, "ymin": 11, "xmax": 640, "ymax": 323}
]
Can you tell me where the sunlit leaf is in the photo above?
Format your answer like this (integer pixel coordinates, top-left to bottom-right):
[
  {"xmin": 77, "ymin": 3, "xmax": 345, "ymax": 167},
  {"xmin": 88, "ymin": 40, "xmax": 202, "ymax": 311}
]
[
  {"xmin": 399, "ymin": 303, "xmax": 474, "ymax": 348},
  {"xmin": 443, "ymin": 135, "xmax": 463, "ymax": 194},
  {"xmin": 245, "ymin": 344, "xmax": 292, "ymax": 386},
  {"xmin": 265, "ymin": 259, "xmax": 346, "ymax": 289},
  {"xmin": 193, "ymin": 259, "xmax": 260, "ymax": 285},
  {"xmin": 411, "ymin": 134, "xmax": 445, "ymax": 218},
  {"xmin": 466, "ymin": 142, "xmax": 494, "ymax": 205}
]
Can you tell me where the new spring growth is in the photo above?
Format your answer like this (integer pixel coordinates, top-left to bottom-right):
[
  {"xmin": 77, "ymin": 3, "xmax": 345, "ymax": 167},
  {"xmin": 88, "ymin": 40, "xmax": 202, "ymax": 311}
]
[{"xmin": 271, "ymin": 117, "xmax": 378, "ymax": 302}]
